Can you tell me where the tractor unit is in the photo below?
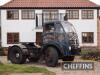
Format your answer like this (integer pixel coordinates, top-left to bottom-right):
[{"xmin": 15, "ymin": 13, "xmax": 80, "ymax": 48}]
[{"xmin": 8, "ymin": 21, "xmax": 81, "ymax": 67}]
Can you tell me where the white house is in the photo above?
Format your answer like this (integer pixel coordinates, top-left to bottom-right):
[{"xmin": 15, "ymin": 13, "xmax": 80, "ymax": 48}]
[{"xmin": 0, "ymin": 0, "xmax": 99, "ymax": 50}]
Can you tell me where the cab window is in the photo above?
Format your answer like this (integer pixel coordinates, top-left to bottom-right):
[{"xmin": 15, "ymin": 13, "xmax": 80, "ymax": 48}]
[{"xmin": 44, "ymin": 23, "xmax": 55, "ymax": 33}]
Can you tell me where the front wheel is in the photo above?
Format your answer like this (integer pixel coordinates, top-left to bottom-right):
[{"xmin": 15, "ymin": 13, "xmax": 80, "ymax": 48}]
[
  {"xmin": 63, "ymin": 56, "xmax": 75, "ymax": 61},
  {"xmin": 45, "ymin": 47, "xmax": 58, "ymax": 67}
]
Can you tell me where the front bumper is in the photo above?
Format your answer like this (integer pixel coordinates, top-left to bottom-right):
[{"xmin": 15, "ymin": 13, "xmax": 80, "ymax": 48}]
[
  {"xmin": 63, "ymin": 47, "xmax": 81, "ymax": 56},
  {"xmin": 71, "ymin": 47, "xmax": 81, "ymax": 55}
]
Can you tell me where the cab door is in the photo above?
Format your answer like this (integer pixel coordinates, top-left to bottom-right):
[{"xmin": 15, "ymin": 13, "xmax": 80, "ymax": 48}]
[{"xmin": 43, "ymin": 22, "xmax": 56, "ymax": 43}]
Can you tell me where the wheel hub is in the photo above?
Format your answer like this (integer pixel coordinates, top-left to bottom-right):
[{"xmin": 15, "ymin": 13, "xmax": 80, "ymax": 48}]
[{"xmin": 16, "ymin": 53, "xmax": 20, "ymax": 58}]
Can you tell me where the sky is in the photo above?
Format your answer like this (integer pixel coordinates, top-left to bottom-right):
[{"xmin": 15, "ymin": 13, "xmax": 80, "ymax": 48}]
[{"xmin": 0, "ymin": 0, "xmax": 100, "ymax": 6}]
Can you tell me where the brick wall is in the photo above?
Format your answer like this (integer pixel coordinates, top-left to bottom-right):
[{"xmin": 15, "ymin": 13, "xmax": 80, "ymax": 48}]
[{"xmin": 97, "ymin": 18, "xmax": 100, "ymax": 50}]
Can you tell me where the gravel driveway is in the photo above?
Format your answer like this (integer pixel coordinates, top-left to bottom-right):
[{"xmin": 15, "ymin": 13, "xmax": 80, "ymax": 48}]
[{"xmin": 0, "ymin": 56, "xmax": 100, "ymax": 75}]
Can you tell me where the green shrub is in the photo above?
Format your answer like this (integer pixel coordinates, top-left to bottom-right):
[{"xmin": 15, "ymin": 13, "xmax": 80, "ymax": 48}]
[{"xmin": 81, "ymin": 51, "xmax": 100, "ymax": 61}]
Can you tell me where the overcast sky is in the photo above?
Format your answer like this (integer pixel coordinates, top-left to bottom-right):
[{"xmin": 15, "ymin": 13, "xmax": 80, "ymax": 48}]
[{"xmin": 0, "ymin": 0, "xmax": 100, "ymax": 6}]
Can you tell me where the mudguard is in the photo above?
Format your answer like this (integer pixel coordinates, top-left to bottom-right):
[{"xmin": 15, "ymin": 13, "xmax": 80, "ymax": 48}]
[
  {"xmin": 42, "ymin": 41, "xmax": 65, "ymax": 57},
  {"xmin": 8, "ymin": 44, "xmax": 29, "ymax": 55}
]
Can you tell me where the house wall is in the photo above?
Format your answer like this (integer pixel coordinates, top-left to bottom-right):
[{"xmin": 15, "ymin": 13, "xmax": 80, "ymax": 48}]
[
  {"xmin": 1, "ymin": 9, "xmax": 98, "ymax": 48},
  {"xmin": 1, "ymin": 10, "xmax": 36, "ymax": 47},
  {"xmin": 97, "ymin": 9, "xmax": 100, "ymax": 50},
  {"xmin": 0, "ymin": 10, "xmax": 1, "ymax": 47}
]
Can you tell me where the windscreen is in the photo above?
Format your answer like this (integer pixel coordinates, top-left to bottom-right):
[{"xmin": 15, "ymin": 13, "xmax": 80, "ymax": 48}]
[
  {"xmin": 61, "ymin": 21, "xmax": 77, "ymax": 40},
  {"xmin": 61, "ymin": 21, "xmax": 76, "ymax": 33}
]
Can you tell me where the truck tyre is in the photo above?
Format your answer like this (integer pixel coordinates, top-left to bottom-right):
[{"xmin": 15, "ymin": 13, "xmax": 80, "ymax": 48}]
[
  {"xmin": 45, "ymin": 47, "xmax": 58, "ymax": 67},
  {"xmin": 8, "ymin": 46, "xmax": 27, "ymax": 64},
  {"xmin": 63, "ymin": 56, "xmax": 75, "ymax": 61}
]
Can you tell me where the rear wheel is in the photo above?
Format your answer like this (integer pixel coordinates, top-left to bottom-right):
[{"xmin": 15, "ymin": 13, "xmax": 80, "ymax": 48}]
[
  {"xmin": 63, "ymin": 56, "xmax": 75, "ymax": 61},
  {"xmin": 45, "ymin": 47, "xmax": 58, "ymax": 67},
  {"xmin": 8, "ymin": 46, "xmax": 27, "ymax": 64}
]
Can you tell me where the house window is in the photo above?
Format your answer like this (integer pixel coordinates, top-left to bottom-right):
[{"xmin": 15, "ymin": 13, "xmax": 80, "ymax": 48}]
[
  {"xmin": 82, "ymin": 10, "xmax": 94, "ymax": 19},
  {"xmin": 82, "ymin": 32, "xmax": 94, "ymax": 43},
  {"xmin": 43, "ymin": 10, "xmax": 58, "ymax": 22},
  {"xmin": 7, "ymin": 10, "xmax": 19, "ymax": 19},
  {"xmin": 7, "ymin": 33, "xmax": 19, "ymax": 44},
  {"xmin": 22, "ymin": 10, "xmax": 35, "ymax": 19},
  {"xmin": 66, "ymin": 10, "xmax": 79, "ymax": 19}
]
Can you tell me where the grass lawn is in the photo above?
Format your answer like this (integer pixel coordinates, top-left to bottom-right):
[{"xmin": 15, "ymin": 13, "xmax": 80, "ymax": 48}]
[{"xmin": 0, "ymin": 64, "xmax": 55, "ymax": 75}]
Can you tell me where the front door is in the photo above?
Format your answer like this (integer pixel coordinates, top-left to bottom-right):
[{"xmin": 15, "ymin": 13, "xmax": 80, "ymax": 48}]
[{"xmin": 36, "ymin": 32, "xmax": 42, "ymax": 45}]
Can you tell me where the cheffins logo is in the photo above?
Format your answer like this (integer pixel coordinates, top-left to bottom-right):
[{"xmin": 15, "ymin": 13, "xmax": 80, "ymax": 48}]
[{"xmin": 62, "ymin": 62, "xmax": 94, "ymax": 70}]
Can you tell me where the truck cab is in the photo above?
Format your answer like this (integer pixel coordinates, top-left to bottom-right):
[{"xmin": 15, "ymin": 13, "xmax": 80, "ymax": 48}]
[
  {"xmin": 43, "ymin": 21, "xmax": 80, "ymax": 55},
  {"xmin": 42, "ymin": 21, "xmax": 81, "ymax": 66}
]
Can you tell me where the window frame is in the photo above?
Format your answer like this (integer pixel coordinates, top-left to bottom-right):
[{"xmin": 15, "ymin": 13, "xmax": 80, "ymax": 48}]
[
  {"xmin": 81, "ymin": 10, "xmax": 94, "ymax": 19},
  {"xmin": 66, "ymin": 10, "xmax": 79, "ymax": 19},
  {"xmin": 43, "ymin": 10, "xmax": 59, "ymax": 21},
  {"xmin": 82, "ymin": 32, "xmax": 94, "ymax": 43},
  {"xmin": 7, "ymin": 10, "xmax": 19, "ymax": 20},
  {"xmin": 7, "ymin": 33, "xmax": 19, "ymax": 44},
  {"xmin": 21, "ymin": 9, "xmax": 35, "ymax": 19}
]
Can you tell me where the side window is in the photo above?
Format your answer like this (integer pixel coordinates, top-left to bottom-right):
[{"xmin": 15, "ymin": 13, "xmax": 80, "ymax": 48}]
[
  {"xmin": 43, "ymin": 10, "xmax": 58, "ymax": 22},
  {"xmin": 7, "ymin": 10, "xmax": 19, "ymax": 20},
  {"xmin": 82, "ymin": 10, "xmax": 94, "ymax": 19},
  {"xmin": 22, "ymin": 10, "xmax": 35, "ymax": 19},
  {"xmin": 55, "ymin": 23, "xmax": 64, "ymax": 33},
  {"xmin": 82, "ymin": 32, "xmax": 94, "ymax": 43},
  {"xmin": 44, "ymin": 23, "xmax": 55, "ymax": 33},
  {"xmin": 66, "ymin": 10, "xmax": 79, "ymax": 19},
  {"xmin": 7, "ymin": 33, "xmax": 19, "ymax": 44}
]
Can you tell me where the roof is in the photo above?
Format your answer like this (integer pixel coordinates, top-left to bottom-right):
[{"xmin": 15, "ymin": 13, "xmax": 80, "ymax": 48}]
[{"xmin": 0, "ymin": 0, "xmax": 99, "ymax": 9}]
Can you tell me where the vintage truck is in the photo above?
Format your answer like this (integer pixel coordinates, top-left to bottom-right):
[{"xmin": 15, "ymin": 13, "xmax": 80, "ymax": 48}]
[{"xmin": 8, "ymin": 21, "xmax": 81, "ymax": 67}]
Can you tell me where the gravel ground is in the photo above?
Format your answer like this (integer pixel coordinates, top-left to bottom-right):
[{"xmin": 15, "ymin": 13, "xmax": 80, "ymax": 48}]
[{"xmin": 0, "ymin": 56, "xmax": 100, "ymax": 75}]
